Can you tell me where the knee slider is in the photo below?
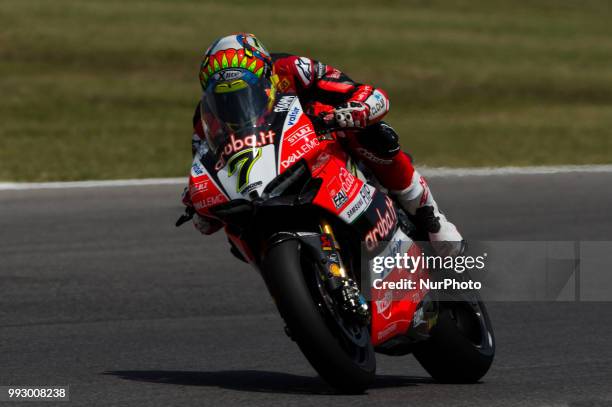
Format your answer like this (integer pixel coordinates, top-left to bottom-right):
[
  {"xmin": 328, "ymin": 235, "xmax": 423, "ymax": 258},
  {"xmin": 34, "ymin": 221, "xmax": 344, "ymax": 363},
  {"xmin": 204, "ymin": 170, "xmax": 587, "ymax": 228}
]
[{"xmin": 356, "ymin": 121, "xmax": 401, "ymax": 159}]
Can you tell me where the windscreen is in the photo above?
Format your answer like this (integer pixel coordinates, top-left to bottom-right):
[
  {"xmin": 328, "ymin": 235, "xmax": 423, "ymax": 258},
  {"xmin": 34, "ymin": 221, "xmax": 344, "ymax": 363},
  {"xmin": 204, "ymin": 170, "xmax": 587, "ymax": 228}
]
[{"xmin": 200, "ymin": 77, "xmax": 271, "ymax": 154}]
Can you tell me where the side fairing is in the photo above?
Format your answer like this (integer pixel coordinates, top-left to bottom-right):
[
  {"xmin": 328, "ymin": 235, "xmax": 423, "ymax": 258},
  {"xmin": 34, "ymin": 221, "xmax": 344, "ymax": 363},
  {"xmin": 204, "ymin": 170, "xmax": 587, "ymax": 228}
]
[
  {"xmin": 277, "ymin": 97, "xmax": 321, "ymax": 173},
  {"xmin": 368, "ymin": 228, "xmax": 428, "ymax": 346},
  {"xmin": 311, "ymin": 149, "xmax": 397, "ymax": 243},
  {"xmin": 308, "ymin": 150, "xmax": 430, "ymax": 346},
  {"xmin": 189, "ymin": 154, "xmax": 229, "ymax": 216}
]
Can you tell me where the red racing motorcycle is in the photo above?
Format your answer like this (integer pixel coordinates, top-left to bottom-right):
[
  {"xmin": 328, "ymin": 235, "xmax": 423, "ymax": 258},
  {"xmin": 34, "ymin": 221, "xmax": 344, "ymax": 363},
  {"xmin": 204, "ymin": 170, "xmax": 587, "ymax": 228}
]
[{"xmin": 177, "ymin": 90, "xmax": 495, "ymax": 393}]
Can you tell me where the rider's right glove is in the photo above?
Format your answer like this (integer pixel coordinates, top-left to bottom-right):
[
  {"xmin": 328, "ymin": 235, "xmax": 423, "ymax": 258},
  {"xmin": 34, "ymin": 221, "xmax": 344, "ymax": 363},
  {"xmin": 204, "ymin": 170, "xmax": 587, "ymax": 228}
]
[
  {"xmin": 182, "ymin": 187, "xmax": 223, "ymax": 235},
  {"xmin": 193, "ymin": 213, "xmax": 223, "ymax": 235},
  {"xmin": 333, "ymin": 102, "xmax": 370, "ymax": 128}
]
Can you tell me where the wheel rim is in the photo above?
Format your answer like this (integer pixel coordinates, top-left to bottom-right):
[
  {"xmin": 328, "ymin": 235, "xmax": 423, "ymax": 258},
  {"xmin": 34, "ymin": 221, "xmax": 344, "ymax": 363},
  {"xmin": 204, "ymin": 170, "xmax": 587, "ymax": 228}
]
[{"xmin": 305, "ymin": 257, "xmax": 372, "ymax": 366}]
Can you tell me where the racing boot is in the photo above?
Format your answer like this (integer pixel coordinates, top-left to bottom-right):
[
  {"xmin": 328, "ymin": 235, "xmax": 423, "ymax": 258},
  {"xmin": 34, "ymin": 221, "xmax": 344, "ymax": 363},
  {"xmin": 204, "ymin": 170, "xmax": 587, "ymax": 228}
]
[{"xmin": 391, "ymin": 170, "xmax": 464, "ymax": 257}]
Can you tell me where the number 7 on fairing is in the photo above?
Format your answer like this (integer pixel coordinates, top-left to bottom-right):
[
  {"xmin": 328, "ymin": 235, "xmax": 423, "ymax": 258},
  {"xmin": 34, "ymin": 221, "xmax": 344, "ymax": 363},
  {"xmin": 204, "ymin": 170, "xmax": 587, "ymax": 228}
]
[{"xmin": 227, "ymin": 147, "xmax": 262, "ymax": 192}]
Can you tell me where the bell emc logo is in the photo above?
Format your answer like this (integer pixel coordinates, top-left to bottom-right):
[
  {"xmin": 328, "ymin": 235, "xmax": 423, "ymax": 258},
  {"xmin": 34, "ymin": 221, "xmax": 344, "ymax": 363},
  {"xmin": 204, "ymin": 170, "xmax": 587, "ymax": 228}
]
[
  {"xmin": 281, "ymin": 138, "xmax": 320, "ymax": 169},
  {"xmin": 194, "ymin": 194, "xmax": 226, "ymax": 210},
  {"xmin": 365, "ymin": 196, "xmax": 397, "ymax": 250}
]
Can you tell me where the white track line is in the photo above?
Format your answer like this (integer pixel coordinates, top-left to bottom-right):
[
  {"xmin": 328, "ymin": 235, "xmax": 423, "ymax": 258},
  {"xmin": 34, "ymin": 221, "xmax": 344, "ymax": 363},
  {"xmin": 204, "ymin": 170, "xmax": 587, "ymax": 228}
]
[
  {"xmin": 421, "ymin": 164, "xmax": 612, "ymax": 177},
  {"xmin": 0, "ymin": 177, "xmax": 185, "ymax": 191},
  {"xmin": 1, "ymin": 165, "xmax": 611, "ymax": 191}
]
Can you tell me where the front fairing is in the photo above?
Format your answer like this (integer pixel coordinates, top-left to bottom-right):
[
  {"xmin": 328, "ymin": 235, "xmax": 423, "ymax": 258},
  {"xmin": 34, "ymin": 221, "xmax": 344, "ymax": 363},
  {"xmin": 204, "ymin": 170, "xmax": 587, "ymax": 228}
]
[
  {"xmin": 215, "ymin": 131, "xmax": 279, "ymax": 199},
  {"xmin": 190, "ymin": 94, "xmax": 325, "ymax": 207}
]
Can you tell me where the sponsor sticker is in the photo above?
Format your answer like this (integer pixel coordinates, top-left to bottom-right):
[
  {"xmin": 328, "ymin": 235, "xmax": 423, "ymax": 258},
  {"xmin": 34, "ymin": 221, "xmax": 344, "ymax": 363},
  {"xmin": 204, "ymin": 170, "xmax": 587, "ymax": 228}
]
[
  {"xmin": 281, "ymin": 138, "xmax": 320, "ymax": 169},
  {"xmin": 191, "ymin": 161, "xmax": 205, "ymax": 176},
  {"xmin": 286, "ymin": 123, "xmax": 314, "ymax": 146},
  {"xmin": 287, "ymin": 105, "xmax": 301, "ymax": 126},
  {"xmin": 333, "ymin": 189, "xmax": 349, "ymax": 209},
  {"xmin": 194, "ymin": 194, "xmax": 225, "ymax": 210},
  {"xmin": 241, "ymin": 181, "xmax": 263, "ymax": 194},
  {"xmin": 274, "ymin": 95, "xmax": 297, "ymax": 112},
  {"xmin": 366, "ymin": 90, "xmax": 387, "ymax": 119},
  {"xmin": 377, "ymin": 322, "xmax": 398, "ymax": 341},
  {"xmin": 365, "ymin": 196, "xmax": 398, "ymax": 250},
  {"xmin": 213, "ymin": 69, "xmax": 244, "ymax": 82},
  {"xmin": 316, "ymin": 62, "xmax": 326, "ymax": 79},
  {"xmin": 189, "ymin": 179, "xmax": 209, "ymax": 197},
  {"xmin": 215, "ymin": 130, "xmax": 275, "ymax": 171},
  {"xmin": 341, "ymin": 184, "xmax": 374, "ymax": 222},
  {"xmin": 278, "ymin": 78, "xmax": 291, "ymax": 92},
  {"xmin": 352, "ymin": 85, "xmax": 373, "ymax": 102},
  {"xmin": 339, "ymin": 166, "xmax": 358, "ymax": 196}
]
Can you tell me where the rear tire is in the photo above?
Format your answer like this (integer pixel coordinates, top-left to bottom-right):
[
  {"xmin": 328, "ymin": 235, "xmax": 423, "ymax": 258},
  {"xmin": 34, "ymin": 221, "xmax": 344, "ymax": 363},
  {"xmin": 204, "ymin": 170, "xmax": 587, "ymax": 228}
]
[
  {"xmin": 263, "ymin": 239, "xmax": 375, "ymax": 393},
  {"xmin": 413, "ymin": 300, "xmax": 495, "ymax": 383}
]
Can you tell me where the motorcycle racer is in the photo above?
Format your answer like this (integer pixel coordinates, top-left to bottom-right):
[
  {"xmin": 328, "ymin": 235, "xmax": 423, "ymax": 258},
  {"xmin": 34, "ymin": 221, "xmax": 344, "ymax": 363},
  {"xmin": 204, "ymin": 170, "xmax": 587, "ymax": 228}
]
[{"xmin": 184, "ymin": 33, "xmax": 463, "ymax": 256}]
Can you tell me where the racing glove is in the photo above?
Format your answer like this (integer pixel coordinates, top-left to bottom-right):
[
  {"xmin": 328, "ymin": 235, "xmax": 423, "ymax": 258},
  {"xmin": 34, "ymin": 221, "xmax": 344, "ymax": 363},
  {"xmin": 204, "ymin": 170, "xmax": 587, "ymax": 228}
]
[
  {"xmin": 193, "ymin": 213, "xmax": 223, "ymax": 235},
  {"xmin": 181, "ymin": 186, "xmax": 223, "ymax": 235},
  {"xmin": 334, "ymin": 102, "xmax": 370, "ymax": 128}
]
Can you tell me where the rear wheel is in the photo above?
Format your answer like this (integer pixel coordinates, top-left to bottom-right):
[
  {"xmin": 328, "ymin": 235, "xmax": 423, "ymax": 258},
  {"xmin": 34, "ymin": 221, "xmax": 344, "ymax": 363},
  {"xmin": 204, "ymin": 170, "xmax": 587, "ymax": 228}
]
[
  {"xmin": 413, "ymin": 298, "xmax": 495, "ymax": 383},
  {"xmin": 262, "ymin": 239, "xmax": 375, "ymax": 393}
]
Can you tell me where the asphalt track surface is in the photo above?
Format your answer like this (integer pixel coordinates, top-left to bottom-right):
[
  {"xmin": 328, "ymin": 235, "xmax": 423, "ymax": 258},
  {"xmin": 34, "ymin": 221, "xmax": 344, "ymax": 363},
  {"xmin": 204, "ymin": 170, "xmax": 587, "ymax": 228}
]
[{"xmin": 2, "ymin": 172, "xmax": 612, "ymax": 406}]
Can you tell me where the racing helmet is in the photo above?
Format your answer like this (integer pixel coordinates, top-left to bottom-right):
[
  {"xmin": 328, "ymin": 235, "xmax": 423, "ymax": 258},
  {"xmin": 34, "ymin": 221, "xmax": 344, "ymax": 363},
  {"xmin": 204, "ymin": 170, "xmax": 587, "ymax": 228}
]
[{"xmin": 199, "ymin": 33, "xmax": 274, "ymax": 152}]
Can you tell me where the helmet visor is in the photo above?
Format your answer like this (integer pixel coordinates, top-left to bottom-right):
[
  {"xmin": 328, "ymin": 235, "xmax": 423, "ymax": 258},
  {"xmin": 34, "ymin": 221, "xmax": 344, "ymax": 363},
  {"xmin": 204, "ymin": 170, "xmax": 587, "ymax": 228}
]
[{"xmin": 201, "ymin": 76, "xmax": 271, "ymax": 154}]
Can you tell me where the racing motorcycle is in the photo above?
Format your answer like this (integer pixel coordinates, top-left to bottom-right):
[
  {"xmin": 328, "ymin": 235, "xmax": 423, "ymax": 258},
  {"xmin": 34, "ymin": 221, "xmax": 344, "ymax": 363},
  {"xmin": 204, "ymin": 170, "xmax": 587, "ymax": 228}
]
[{"xmin": 177, "ymin": 90, "xmax": 495, "ymax": 393}]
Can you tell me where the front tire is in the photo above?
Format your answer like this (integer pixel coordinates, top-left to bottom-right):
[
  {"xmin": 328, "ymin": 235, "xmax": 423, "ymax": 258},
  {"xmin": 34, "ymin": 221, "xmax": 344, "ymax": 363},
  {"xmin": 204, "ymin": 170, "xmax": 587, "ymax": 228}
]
[{"xmin": 262, "ymin": 239, "xmax": 375, "ymax": 393}]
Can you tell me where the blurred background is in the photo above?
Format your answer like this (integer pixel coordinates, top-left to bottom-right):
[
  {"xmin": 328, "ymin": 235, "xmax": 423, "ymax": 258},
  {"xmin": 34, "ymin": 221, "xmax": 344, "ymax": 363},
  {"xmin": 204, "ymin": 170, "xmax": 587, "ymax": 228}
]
[{"xmin": 1, "ymin": 0, "xmax": 611, "ymax": 181}]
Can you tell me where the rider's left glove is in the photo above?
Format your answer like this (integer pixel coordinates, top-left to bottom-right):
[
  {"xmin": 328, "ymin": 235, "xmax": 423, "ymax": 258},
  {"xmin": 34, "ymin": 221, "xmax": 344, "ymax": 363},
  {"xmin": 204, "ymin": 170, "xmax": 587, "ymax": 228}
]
[{"xmin": 334, "ymin": 102, "xmax": 370, "ymax": 128}]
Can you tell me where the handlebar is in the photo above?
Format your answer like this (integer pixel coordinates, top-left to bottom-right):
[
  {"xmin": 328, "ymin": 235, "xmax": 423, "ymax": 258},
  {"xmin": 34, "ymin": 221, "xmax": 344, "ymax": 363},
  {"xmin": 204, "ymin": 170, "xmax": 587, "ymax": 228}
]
[
  {"xmin": 306, "ymin": 113, "xmax": 341, "ymax": 134},
  {"xmin": 175, "ymin": 206, "xmax": 195, "ymax": 227}
]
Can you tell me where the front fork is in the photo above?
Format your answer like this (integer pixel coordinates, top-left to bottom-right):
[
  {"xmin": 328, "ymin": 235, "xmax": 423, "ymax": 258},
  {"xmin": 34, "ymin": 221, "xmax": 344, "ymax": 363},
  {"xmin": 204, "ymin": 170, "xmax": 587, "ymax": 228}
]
[
  {"xmin": 319, "ymin": 221, "xmax": 370, "ymax": 325},
  {"xmin": 265, "ymin": 221, "xmax": 370, "ymax": 325}
]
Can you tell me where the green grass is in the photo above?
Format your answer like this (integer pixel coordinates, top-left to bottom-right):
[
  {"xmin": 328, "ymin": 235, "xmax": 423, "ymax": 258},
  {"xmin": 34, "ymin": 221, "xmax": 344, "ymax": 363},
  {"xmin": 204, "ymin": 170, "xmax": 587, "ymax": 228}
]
[{"xmin": 1, "ymin": 0, "xmax": 611, "ymax": 181}]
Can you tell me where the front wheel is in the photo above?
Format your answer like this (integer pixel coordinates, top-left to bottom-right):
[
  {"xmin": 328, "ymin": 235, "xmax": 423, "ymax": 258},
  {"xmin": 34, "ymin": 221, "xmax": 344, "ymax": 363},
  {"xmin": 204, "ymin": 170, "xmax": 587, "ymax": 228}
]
[
  {"xmin": 262, "ymin": 239, "xmax": 375, "ymax": 393},
  {"xmin": 413, "ymin": 299, "xmax": 495, "ymax": 383}
]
